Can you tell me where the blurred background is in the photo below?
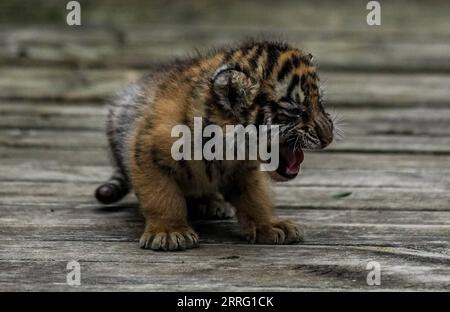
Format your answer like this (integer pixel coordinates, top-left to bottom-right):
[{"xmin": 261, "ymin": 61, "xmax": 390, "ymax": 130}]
[
  {"xmin": 0, "ymin": 0, "xmax": 449, "ymax": 291},
  {"xmin": 0, "ymin": 0, "xmax": 449, "ymax": 149},
  {"xmin": 1, "ymin": 0, "xmax": 450, "ymax": 72}
]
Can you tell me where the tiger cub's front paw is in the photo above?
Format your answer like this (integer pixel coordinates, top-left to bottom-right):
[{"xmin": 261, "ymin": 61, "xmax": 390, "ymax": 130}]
[
  {"xmin": 243, "ymin": 220, "xmax": 304, "ymax": 245},
  {"xmin": 139, "ymin": 227, "xmax": 199, "ymax": 251}
]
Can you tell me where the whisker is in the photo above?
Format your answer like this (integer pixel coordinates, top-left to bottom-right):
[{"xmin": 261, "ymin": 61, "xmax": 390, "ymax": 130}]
[{"xmin": 330, "ymin": 111, "xmax": 345, "ymax": 141}]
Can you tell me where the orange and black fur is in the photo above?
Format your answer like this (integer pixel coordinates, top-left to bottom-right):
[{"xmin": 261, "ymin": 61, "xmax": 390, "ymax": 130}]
[{"xmin": 95, "ymin": 41, "xmax": 334, "ymax": 251}]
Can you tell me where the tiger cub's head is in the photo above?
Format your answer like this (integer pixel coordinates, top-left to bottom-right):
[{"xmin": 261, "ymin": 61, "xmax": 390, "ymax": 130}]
[{"xmin": 212, "ymin": 42, "xmax": 335, "ymax": 180}]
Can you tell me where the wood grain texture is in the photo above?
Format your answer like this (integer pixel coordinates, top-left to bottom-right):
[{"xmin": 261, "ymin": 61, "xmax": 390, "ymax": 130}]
[
  {"xmin": 1, "ymin": 26, "xmax": 450, "ymax": 72},
  {"xmin": 1, "ymin": 68, "xmax": 449, "ymax": 107},
  {"xmin": 0, "ymin": 0, "xmax": 449, "ymax": 292},
  {"xmin": 2, "ymin": 103, "xmax": 450, "ymax": 138},
  {"xmin": 1, "ymin": 129, "xmax": 450, "ymax": 153},
  {"xmin": 1, "ymin": 243, "xmax": 448, "ymax": 291}
]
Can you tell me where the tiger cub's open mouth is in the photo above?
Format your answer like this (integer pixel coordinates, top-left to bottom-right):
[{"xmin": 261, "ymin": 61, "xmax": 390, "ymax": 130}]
[{"xmin": 275, "ymin": 143, "xmax": 304, "ymax": 180}]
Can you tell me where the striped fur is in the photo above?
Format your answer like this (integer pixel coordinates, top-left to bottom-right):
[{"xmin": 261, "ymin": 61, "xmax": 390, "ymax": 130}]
[{"xmin": 95, "ymin": 40, "xmax": 334, "ymax": 251}]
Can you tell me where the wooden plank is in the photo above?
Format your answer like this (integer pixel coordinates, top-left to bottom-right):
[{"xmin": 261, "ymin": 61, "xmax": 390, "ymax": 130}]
[
  {"xmin": 0, "ymin": 163, "xmax": 109, "ymax": 182},
  {"xmin": 1, "ymin": 190, "xmax": 449, "ymax": 225},
  {"xmin": 303, "ymin": 153, "xmax": 450, "ymax": 170},
  {"xmin": 2, "ymin": 219, "xmax": 449, "ymax": 251},
  {"xmin": 0, "ymin": 27, "xmax": 116, "ymax": 45},
  {"xmin": 2, "ymin": 0, "xmax": 450, "ymax": 34},
  {"xmin": 1, "ymin": 0, "xmax": 450, "ymax": 73},
  {"xmin": 1, "ymin": 128, "xmax": 449, "ymax": 153},
  {"xmin": 119, "ymin": 28, "xmax": 450, "ymax": 73},
  {"xmin": 2, "ymin": 27, "xmax": 450, "ymax": 72},
  {"xmin": 0, "ymin": 115, "xmax": 105, "ymax": 131},
  {"xmin": 1, "ymin": 189, "xmax": 449, "ymax": 274},
  {"xmin": 2, "ymin": 103, "xmax": 450, "ymax": 138},
  {"xmin": 1, "ymin": 188, "xmax": 448, "ymax": 212},
  {"xmin": 0, "ymin": 242, "xmax": 448, "ymax": 291},
  {"xmin": 0, "ymin": 68, "xmax": 142, "ymax": 101},
  {"xmin": 0, "ymin": 162, "xmax": 449, "ymax": 188},
  {"xmin": 0, "ymin": 172, "xmax": 448, "ymax": 211},
  {"xmin": 0, "ymin": 129, "xmax": 107, "ymax": 149},
  {"xmin": 1, "ymin": 186, "xmax": 448, "ymax": 212},
  {"xmin": 328, "ymin": 135, "xmax": 450, "ymax": 154},
  {"xmin": 1, "ymin": 148, "xmax": 449, "ymax": 169},
  {"xmin": 1, "ymin": 187, "xmax": 446, "ymax": 291},
  {"xmin": 275, "ymin": 187, "xmax": 450, "ymax": 211},
  {"xmin": 0, "ymin": 147, "xmax": 107, "ymax": 165},
  {"xmin": 326, "ymin": 72, "xmax": 450, "ymax": 107},
  {"xmin": 1, "ymin": 0, "xmax": 449, "ymax": 293},
  {"xmin": 0, "ymin": 69, "xmax": 449, "ymax": 107},
  {"xmin": 120, "ymin": 42, "xmax": 449, "ymax": 74},
  {"xmin": 0, "ymin": 102, "xmax": 106, "ymax": 114},
  {"xmin": 5, "ymin": 102, "xmax": 450, "ymax": 120},
  {"xmin": 334, "ymin": 107, "xmax": 450, "ymax": 136}
]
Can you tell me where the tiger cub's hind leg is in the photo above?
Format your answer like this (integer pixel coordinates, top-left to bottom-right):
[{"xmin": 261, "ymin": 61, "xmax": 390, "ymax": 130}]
[{"xmin": 188, "ymin": 193, "xmax": 235, "ymax": 220}]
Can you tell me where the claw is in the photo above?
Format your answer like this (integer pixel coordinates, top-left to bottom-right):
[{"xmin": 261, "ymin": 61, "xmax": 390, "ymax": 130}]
[{"xmin": 139, "ymin": 228, "xmax": 199, "ymax": 251}]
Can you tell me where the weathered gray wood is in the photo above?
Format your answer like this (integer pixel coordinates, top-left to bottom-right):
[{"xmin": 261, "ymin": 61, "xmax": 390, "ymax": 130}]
[
  {"xmin": 0, "ymin": 146, "xmax": 107, "ymax": 165},
  {"xmin": 2, "ymin": 191, "xmax": 450, "ymax": 226},
  {"xmin": 3, "ymin": 0, "xmax": 450, "ymax": 35},
  {"xmin": 0, "ymin": 242, "xmax": 448, "ymax": 291},
  {"xmin": 0, "ymin": 68, "xmax": 450, "ymax": 107},
  {"xmin": 275, "ymin": 187, "xmax": 450, "ymax": 211},
  {"xmin": 0, "ymin": 115, "xmax": 105, "ymax": 131},
  {"xmin": 1, "ymin": 128, "xmax": 449, "ymax": 153},
  {"xmin": 2, "ymin": 103, "xmax": 450, "ymax": 137},
  {"xmin": 2, "ymin": 27, "xmax": 450, "ymax": 72},
  {"xmin": 1, "ymin": 149, "xmax": 448, "ymax": 170},
  {"xmin": 112, "ymin": 0, "xmax": 450, "ymax": 35},
  {"xmin": 1, "ymin": 0, "xmax": 450, "ymax": 73},
  {"xmin": 1, "ymin": 162, "xmax": 449, "ymax": 190},
  {"xmin": 1, "ymin": 195, "xmax": 450, "ymax": 250},
  {"xmin": 1, "ymin": 0, "xmax": 449, "ymax": 291},
  {"xmin": 0, "ymin": 102, "xmax": 106, "ymax": 115},
  {"xmin": 328, "ymin": 135, "xmax": 450, "ymax": 154},
  {"xmin": 0, "ymin": 68, "xmax": 142, "ymax": 101},
  {"xmin": 0, "ymin": 174, "xmax": 449, "ymax": 212},
  {"xmin": 1, "ymin": 185, "xmax": 449, "ymax": 212},
  {"xmin": 100, "ymin": 38, "xmax": 450, "ymax": 73},
  {"xmin": 0, "ymin": 129, "xmax": 107, "ymax": 149},
  {"xmin": 303, "ymin": 153, "xmax": 450, "ymax": 170},
  {"xmin": 2, "ymin": 222, "xmax": 449, "ymax": 254}
]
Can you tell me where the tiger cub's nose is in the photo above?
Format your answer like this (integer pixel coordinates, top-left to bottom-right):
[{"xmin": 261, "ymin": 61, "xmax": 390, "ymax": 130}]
[{"xmin": 315, "ymin": 117, "xmax": 334, "ymax": 148}]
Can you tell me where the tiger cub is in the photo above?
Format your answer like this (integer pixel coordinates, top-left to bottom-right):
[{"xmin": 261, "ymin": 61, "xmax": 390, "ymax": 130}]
[{"xmin": 95, "ymin": 41, "xmax": 334, "ymax": 251}]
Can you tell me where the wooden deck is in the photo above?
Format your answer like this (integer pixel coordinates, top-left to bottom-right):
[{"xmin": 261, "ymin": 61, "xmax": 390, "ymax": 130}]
[{"xmin": 0, "ymin": 0, "xmax": 449, "ymax": 291}]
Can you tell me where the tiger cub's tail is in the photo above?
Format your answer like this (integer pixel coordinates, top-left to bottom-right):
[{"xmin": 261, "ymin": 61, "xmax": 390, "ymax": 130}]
[{"xmin": 95, "ymin": 170, "xmax": 130, "ymax": 204}]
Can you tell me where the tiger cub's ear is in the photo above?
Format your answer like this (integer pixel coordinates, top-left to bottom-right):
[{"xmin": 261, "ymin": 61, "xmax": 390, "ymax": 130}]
[{"xmin": 211, "ymin": 64, "xmax": 259, "ymax": 111}]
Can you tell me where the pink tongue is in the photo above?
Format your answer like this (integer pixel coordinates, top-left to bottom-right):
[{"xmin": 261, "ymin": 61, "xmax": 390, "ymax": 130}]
[{"xmin": 286, "ymin": 149, "xmax": 304, "ymax": 175}]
